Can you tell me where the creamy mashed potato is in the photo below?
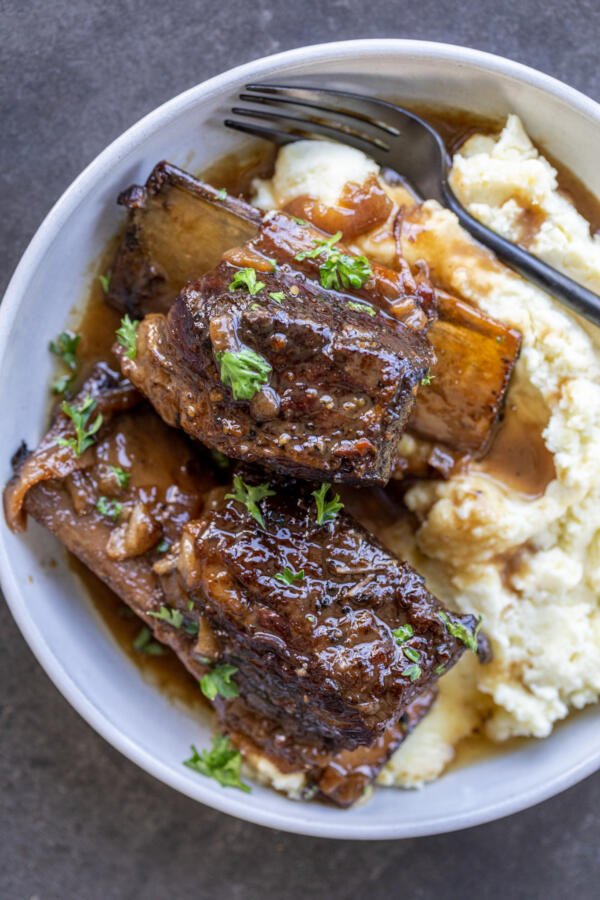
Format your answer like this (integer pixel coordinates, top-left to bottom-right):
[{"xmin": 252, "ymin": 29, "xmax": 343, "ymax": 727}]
[
  {"xmin": 253, "ymin": 140, "xmax": 379, "ymax": 210},
  {"xmin": 250, "ymin": 118, "xmax": 600, "ymax": 790}
]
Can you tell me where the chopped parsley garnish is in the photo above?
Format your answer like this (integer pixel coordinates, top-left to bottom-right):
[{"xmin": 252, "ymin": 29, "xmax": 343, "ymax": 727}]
[
  {"xmin": 420, "ymin": 369, "xmax": 435, "ymax": 386},
  {"xmin": 292, "ymin": 216, "xmax": 308, "ymax": 226},
  {"xmin": 275, "ymin": 567, "xmax": 305, "ymax": 586},
  {"xmin": 156, "ymin": 538, "xmax": 171, "ymax": 554},
  {"xmin": 96, "ymin": 496, "xmax": 123, "ymax": 521},
  {"xmin": 199, "ymin": 664, "xmax": 239, "ymax": 701},
  {"xmin": 217, "ymin": 347, "xmax": 272, "ymax": 401},
  {"xmin": 210, "ymin": 449, "xmax": 231, "ymax": 470},
  {"xmin": 228, "ymin": 267, "xmax": 265, "ymax": 295},
  {"xmin": 312, "ymin": 482, "xmax": 344, "ymax": 526},
  {"xmin": 49, "ymin": 331, "xmax": 80, "ymax": 371},
  {"xmin": 133, "ymin": 626, "xmax": 165, "ymax": 656},
  {"xmin": 306, "ymin": 613, "xmax": 317, "ymax": 624},
  {"xmin": 403, "ymin": 646, "xmax": 420, "ymax": 664},
  {"xmin": 98, "ymin": 273, "xmax": 111, "ymax": 294},
  {"xmin": 295, "ymin": 231, "xmax": 342, "ymax": 261},
  {"xmin": 346, "ymin": 300, "xmax": 376, "ymax": 317},
  {"xmin": 148, "ymin": 604, "xmax": 183, "ymax": 628},
  {"xmin": 109, "ymin": 465, "xmax": 130, "ymax": 489},
  {"xmin": 294, "ymin": 231, "xmax": 372, "ymax": 290},
  {"xmin": 56, "ymin": 395, "xmax": 103, "ymax": 457},
  {"xmin": 404, "ymin": 663, "xmax": 422, "ymax": 682},
  {"xmin": 184, "ymin": 735, "xmax": 250, "ymax": 792},
  {"xmin": 148, "ymin": 603, "xmax": 198, "ymax": 635},
  {"xmin": 116, "ymin": 315, "xmax": 139, "ymax": 359},
  {"xmin": 216, "ymin": 187, "xmax": 227, "ymax": 200},
  {"xmin": 269, "ymin": 291, "xmax": 286, "ymax": 303},
  {"xmin": 52, "ymin": 374, "xmax": 74, "ymax": 396},
  {"xmin": 438, "ymin": 611, "xmax": 481, "ymax": 653},
  {"xmin": 392, "ymin": 624, "xmax": 414, "ymax": 645},
  {"xmin": 434, "ymin": 663, "xmax": 447, "ymax": 676},
  {"xmin": 225, "ymin": 475, "xmax": 275, "ymax": 528},
  {"xmin": 320, "ymin": 252, "xmax": 372, "ymax": 291}
]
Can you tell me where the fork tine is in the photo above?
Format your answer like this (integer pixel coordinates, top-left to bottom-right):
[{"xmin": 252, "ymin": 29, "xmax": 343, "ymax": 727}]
[
  {"xmin": 224, "ymin": 119, "xmax": 298, "ymax": 147},
  {"xmin": 230, "ymin": 106, "xmax": 390, "ymax": 151},
  {"xmin": 225, "ymin": 116, "xmax": 389, "ymax": 160},
  {"xmin": 244, "ymin": 83, "xmax": 406, "ymax": 135},
  {"xmin": 238, "ymin": 90, "xmax": 399, "ymax": 137}
]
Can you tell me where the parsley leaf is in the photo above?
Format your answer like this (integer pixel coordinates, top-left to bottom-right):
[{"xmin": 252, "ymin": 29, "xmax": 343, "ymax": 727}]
[
  {"xmin": 225, "ymin": 475, "xmax": 275, "ymax": 528},
  {"xmin": 156, "ymin": 538, "xmax": 171, "ymax": 554},
  {"xmin": 116, "ymin": 315, "xmax": 139, "ymax": 360},
  {"xmin": 52, "ymin": 374, "xmax": 74, "ymax": 396},
  {"xmin": 275, "ymin": 567, "xmax": 305, "ymax": 586},
  {"xmin": 148, "ymin": 604, "xmax": 183, "ymax": 628},
  {"xmin": 96, "ymin": 496, "xmax": 123, "ymax": 521},
  {"xmin": 294, "ymin": 231, "xmax": 372, "ymax": 290},
  {"xmin": 421, "ymin": 369, "xmax": 435, "ymax": 386},
  {"xmin": 346, "ymin": 300, "xmax": 377, "ymax": 317},
  {"xmin": 391, "ymin": 624, "xmax": 414, "ymax": 645},
  {"xmin": 210, "ymin": 449, "xmax": 231, "ymax": 470},
  {"xmin": 292, "ymin": 216, "xmax": 308, "ymax": 226},
  {"xmin": 98, "ymin": 273, "xmax": 111, "ymax": 294},
  {"xmin": 269, "ymin": 291, "xmax": 286, "ymax": 303},
  {"xmin": 229, "ymin": 267, "xmax": 265, "ymax": 295},
  {"xmin": 295, "ymin": 231, "xmax": 342, "ymax": 261},
  {"xmin": 184, "ymin": 735, "xmax": 250, "ymax": 792},
  {"xmin": 216, "ymin": 187, "xmax": 228, "ymax": 200},
  {"xmin": 49, "ymin": 331, "xmax": 80, "ymax": 371},
  {"xmin": 438, "ymin": 611, "xmax": 481, "ymax": 653},
  {"xmin": 312, "ymin": 482, "xmax": 344, "ymax": 526},
  {"xmin": 403, "ymin": 646, "xmax": 420, "ymax": 664},
  {"xmin": 148, "ymin": 604, "xmax": 199, "ymax": 635},
  {"xmin": 56, "ymin": 395, "xmax": 103, "ymax": 457},
  {"xmin": 403, "ymin": 663, "xmax": 422, "ymax": 682},
  {"xmin": 109, "ymin": 465, "xmax": 130, "ymax": 489},
  {"xmin": 200, "ymin": 664, "xmax": 239, "ymax": 701},
  {"xmin": 133, "ymin": 626, "xmax": 165, "ymax": 656},
  {"xmin": 217, "ymin": 347, "xmax": 271, "ymax": 401},
  {"xmin": 320, "ymin": 252, "xmax": 372, "ymax": 291}
]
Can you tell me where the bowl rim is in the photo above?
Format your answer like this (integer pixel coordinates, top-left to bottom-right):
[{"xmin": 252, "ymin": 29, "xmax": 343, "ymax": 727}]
[{"xmin": 1, "ymin": 38, "xmax": 599, "ymax": 840}]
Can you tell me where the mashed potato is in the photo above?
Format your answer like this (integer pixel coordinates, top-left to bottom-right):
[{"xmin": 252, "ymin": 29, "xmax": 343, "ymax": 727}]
[{"xmin": 250, "ymin": 118, "xmax": 600, "ymax": 790}]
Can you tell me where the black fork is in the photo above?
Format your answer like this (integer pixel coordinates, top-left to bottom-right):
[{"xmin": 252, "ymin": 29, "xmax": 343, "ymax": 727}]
[{"xmin": 226, "ymin": 84, "xmax": 600, "ymax": 326}]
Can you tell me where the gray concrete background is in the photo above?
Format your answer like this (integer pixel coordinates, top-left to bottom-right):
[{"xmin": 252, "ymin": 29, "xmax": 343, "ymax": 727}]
[{"xmin": 1, "ymin": 1, "xmax": 600, "ymax": 897}]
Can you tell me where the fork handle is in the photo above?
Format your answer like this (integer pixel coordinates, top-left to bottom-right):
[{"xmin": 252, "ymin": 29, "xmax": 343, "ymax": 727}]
[{"xmin": 442, "ymin": 185, "xmax": 600, "ymax": 327}]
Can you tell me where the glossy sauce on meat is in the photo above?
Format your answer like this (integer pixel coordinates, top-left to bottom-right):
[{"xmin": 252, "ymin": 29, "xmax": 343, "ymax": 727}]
[{"xmin": 68, "ymin": 107, "xmax": 600, "ymax": 773}]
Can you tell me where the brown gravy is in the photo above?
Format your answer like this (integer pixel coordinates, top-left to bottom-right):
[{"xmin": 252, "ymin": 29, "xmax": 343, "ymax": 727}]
[
  {"xmin": 69, "ymin": 554, "xmax": 209, "ymax": 713},
  {"xmin": 476, "ymin": 400, "xmax": 556, "ymax": 498},
  {"xmin": 64, "ymin": 106, "xmax": 599, "ymax": 772}
]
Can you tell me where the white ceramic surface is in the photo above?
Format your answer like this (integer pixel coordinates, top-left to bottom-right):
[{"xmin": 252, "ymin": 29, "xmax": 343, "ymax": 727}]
[{"xmin": 1, "ymin": 40, "xmax": 599, "ymax": 840}]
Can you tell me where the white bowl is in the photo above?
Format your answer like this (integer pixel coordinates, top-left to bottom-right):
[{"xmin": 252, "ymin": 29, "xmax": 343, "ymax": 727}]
[{"xmin": 1, "ymin": 40, "xmax": 599, "ymax": 840}]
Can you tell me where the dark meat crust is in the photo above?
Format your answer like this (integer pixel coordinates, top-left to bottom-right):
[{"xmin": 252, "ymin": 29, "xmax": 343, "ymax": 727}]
[
  {"xmin": 118, "ymin": 216, "xmax": 435, "ymax": 485},
  {"xmin": 218, "ymin": 689, "xmax": 436, "ymax": 807},
  {"xmin": 3, "ymin": 363, "xmax": 140, "ymax": 533},
  {"xmin": 176, "ymin": 474, "xmax": 475, "ymax": 752}
]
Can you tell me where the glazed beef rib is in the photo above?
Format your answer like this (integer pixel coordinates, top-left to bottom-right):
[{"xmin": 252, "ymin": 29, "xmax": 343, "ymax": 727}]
[
  {"xmin": 2, "ymin": 368, "xmax": 445, "ymax": 805},
  {"xmin": 118, "ymin": 213, "xmax": 435, "ymax": 485},
  {"xmin": 174, "ymin": 471, "xmax": 479, "ymax": 752}
]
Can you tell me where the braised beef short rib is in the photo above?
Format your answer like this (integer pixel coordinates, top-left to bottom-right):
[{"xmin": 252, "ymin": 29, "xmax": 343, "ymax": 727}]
[
  {"xmin": 117, "ymin": 213, "xmax": 435, "ymax": 485},
  {"xmin": 4, "ymin": 369, "xmax": 480, "ymax": 804},
  {"xmin": 175, "ymin": 471, "xmax": 478, "ymax": 752}
]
